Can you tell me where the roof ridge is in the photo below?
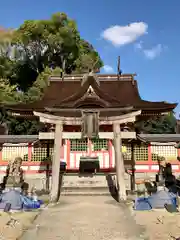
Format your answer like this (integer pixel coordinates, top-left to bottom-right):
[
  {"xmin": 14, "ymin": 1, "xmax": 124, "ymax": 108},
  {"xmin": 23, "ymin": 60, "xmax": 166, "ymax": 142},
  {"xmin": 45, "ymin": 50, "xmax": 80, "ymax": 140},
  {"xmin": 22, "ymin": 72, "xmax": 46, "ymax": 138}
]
[{"xmin": 49, "ymin": 74, "xmax": 136, "ymax": 82}]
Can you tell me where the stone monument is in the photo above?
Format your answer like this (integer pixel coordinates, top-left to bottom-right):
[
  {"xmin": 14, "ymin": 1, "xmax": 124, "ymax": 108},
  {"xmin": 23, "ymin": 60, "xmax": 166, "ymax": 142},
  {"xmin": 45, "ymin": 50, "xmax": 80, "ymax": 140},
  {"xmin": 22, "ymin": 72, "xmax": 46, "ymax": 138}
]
[
  {"xmin": 3, "ymin": 157, "xmax": 24, "ymax": 190},
  {"xmin": 156, "ymin": 156, "xmax": 166, "ymax": 185}
]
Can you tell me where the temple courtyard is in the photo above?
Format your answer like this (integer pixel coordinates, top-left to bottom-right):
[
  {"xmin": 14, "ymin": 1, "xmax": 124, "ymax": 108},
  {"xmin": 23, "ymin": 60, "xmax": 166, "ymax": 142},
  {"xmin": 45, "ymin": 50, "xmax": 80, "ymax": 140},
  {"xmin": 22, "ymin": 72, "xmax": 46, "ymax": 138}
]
[
  {"xmin": 14, "ymin": 195, "xmax": 180, "ymax": 240},
  {"xmin": 0, "ymin": 195, "xmax": 179, "ymax": 239},
  {"xmin": 20, "ymin": 195, "xmax": 146, "ymax": 240}
]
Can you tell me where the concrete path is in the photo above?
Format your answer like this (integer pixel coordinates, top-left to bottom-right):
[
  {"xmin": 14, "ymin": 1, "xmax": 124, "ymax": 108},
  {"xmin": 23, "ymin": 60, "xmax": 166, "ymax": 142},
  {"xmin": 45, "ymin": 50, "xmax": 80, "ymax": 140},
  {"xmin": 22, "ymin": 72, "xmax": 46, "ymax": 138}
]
[{"xmin": 21, "ymin": 196, "xmax": 149, "ymax": 240}]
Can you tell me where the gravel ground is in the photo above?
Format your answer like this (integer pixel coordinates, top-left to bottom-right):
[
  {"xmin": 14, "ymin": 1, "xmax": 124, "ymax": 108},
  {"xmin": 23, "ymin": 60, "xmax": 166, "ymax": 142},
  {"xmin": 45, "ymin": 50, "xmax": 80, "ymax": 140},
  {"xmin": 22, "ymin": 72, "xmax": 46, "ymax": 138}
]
[
  {"xmin": 134, "ymin": 209, "xmax": 180, "ymax": 240},
  {"xmin": 0, "ymin": 211, "xmax": 39, "ymax": 240},
  {"xmin": 20, "ymin": 196, "xmax": 148, "ymax": 240}
]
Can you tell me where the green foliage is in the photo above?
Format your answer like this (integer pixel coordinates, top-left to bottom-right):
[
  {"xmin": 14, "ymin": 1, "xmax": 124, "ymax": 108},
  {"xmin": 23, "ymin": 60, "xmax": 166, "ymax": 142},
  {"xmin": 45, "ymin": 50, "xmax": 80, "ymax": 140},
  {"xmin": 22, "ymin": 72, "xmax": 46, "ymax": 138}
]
[
  {"xmin": 135, "ymin": 112, "xmax": 176, "ymax": 134},
  {"xmin": 74, "ymin": 39, "xmax": 103, "ymax": 73},
  {"xmin": 23, "ymin": 67, "xmax": 61, "ymax": 102},
  {"xmin": 0, "ymin": 12, "xmax": 103, "ymax": 90},
  {"xmin": 7, "ymin": 118, "xmax": 41, "ymax": 135},
  {"xmin": 0, "ymin": 78, "xmax": 18, "ymax": 103},
  {"xmin": 8, "ymin": 12, "xmax": 102, "ymax": 91},
  {"xmin": 0, "ymin": 13, "xmax": 103, "ymax": 134}
]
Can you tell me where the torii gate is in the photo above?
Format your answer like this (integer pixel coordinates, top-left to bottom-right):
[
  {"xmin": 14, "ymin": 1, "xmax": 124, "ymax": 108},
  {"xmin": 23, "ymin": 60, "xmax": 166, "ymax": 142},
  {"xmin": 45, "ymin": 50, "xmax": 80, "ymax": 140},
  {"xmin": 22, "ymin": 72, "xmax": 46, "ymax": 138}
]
[{"xmin": 34, "ymin": 110, "xmax": 141, "ymax": 203}]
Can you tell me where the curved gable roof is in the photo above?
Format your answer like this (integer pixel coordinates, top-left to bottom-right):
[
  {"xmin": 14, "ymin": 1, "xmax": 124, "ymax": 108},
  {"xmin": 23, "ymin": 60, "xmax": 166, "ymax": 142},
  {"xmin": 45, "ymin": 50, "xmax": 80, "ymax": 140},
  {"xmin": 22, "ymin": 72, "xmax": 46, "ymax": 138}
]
[{"xmin": 4, "ymin": 74, "xmax": 177, "ymax": 114}]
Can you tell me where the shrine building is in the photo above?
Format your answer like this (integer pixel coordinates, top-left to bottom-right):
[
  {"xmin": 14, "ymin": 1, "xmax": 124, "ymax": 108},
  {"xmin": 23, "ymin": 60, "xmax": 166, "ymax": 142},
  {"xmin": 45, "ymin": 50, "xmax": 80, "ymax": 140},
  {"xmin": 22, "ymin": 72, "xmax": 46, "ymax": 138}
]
[{"xmin": 5, "ymin": 72, "xmax": 177, "ymax": 201}]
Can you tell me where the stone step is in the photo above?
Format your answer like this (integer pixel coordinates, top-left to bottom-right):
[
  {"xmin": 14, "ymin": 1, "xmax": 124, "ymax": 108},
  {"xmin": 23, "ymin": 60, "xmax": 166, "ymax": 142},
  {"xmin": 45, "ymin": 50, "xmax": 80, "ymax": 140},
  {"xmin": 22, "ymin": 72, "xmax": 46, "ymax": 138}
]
[
  {"xmin": 62, "ymin": 174, "xmax": 116, "ymax": 187},
  {"xmin": 60, "ymin": 186, "xmax": 116, "ymax": 196},
  {"xmin": 61, "ymin": 174, "xmax": 117, "ymax": 196},
  {"xmin": 61, "ymin": 192, "xmax": 112, "ymax": 196},
  {"xmin": 62, "ymin": 183, "xmax": 110, "ymax": 188},
  {"xmin": 61, "ymin": 186, "xmax": 112, "ymax": 191}
]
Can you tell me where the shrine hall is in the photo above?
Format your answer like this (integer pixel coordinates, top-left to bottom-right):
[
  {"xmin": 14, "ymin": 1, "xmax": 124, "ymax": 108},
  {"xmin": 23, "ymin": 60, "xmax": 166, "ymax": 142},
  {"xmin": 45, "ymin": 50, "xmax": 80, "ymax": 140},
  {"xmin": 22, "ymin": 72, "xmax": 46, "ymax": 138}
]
[{"xmin": 5, "ymin": 71, "xmax": 177, "ymax": 202}]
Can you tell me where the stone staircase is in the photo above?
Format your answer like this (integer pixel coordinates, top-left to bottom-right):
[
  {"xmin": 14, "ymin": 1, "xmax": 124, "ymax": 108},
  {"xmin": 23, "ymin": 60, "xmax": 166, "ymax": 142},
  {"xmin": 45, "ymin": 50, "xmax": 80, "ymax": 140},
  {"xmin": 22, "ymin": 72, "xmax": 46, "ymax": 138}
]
[{"xmin": 60, "ymin": 174, "xmax": 117, "ymax": 196}]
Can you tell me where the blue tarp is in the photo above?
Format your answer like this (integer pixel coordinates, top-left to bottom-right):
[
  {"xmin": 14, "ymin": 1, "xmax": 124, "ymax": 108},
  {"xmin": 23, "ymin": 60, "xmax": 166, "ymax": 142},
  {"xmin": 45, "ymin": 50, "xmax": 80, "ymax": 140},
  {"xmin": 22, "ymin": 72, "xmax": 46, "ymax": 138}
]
[
  {"xmin": 148, "ymin": 190, "xmax": 176, "ymax": 209},
  {"xmin": 0, "ymin": 190, "xmax": 43, "ymax": 210},
  {"xmin": 21, "ymin": 195, "xmax": 41, "ymax": 210},
  {"xmin": 134, "ymin": 198, "xmax": 152, "ymax": 211},
  {"xmin": 134, "ymin": 190, "xmax": 177, "ymax": 210},
  {"xmin": 0, "ymin": 190, "xmax": 22, "ymax": 210}
]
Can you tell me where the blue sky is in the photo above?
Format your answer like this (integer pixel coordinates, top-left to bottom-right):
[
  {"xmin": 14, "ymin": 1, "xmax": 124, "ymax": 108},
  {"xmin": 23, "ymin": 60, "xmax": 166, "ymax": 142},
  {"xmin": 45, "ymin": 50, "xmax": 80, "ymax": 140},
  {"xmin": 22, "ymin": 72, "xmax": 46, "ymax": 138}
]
[{"xmin": 0, "ymin": 0, "xmax": 180, "ymax": 117}]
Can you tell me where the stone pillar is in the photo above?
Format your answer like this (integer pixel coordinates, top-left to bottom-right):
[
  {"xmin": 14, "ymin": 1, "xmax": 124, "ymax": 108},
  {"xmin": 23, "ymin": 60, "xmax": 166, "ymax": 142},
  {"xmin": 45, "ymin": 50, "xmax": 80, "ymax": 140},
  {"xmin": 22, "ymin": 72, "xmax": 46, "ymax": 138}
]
[
  {"xmin": 50, "ymin": 122, "xmax": 63, "ymax": 203},
  {"xmin": 113, "ymin": 123, "xmax": 127, "ymax": 201}
]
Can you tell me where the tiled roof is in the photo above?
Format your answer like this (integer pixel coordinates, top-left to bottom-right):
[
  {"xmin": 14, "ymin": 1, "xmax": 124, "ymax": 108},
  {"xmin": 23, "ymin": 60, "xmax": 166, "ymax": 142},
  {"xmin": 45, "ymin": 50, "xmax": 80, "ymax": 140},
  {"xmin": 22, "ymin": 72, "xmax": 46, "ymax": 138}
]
[
  {"xmin": 0, "ymin": 135, "xmax": 39, "ymax": 143},
  {"xmin": 138, "ymin": 134, "xmax": 180, "ymax": 143},
  {"xmin": 4, "ymin": 74, "xmax": 177, "ymax": 114}
]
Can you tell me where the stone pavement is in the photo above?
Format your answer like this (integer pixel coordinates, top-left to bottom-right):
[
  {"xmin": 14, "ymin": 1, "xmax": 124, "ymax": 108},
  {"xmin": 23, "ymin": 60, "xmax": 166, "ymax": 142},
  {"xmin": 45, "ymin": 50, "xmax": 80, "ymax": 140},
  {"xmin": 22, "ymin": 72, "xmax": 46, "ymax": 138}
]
[{"xmin": 20, "ymin": 196, "xmax": 149, "ymax": 240}]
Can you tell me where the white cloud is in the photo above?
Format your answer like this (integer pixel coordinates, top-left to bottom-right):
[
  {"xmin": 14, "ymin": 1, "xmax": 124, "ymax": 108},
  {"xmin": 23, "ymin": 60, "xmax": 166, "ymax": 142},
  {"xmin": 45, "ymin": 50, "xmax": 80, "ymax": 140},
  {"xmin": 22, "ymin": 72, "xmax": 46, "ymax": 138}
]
[
  {"xmin": 143, "ymin": 44, "xmax": 163, "ymax": 59},
  {"xmin": 103, "ymin": 65, "xmax": 114, "ymax": 73},
  {"xmin": 101, "ymin": 22, "xmax": 148, "ymax": 46},
  {"xmin": 134, "ymin": 41, "xmax": 143, "ymax": 50},
  {"xmin": 135, "ymin": 41, "xmax": 163, "ymax": 60}
]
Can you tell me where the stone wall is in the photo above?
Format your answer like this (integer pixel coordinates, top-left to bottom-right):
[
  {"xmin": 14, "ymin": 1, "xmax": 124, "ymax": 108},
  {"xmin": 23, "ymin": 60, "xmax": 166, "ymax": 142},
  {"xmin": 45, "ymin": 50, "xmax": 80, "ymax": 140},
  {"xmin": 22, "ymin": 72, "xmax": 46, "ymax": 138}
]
[{"xmin": 0, "ymin": 172, "xmax": 159, "ymax": 192}]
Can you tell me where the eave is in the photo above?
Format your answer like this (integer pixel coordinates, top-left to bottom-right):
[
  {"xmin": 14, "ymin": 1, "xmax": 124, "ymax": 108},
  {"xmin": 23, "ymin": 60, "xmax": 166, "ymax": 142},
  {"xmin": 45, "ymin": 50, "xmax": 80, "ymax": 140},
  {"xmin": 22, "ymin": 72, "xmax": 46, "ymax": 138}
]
[{"xmin": 138, "ymin": 134, "xmax": 180, "ymax": 143}]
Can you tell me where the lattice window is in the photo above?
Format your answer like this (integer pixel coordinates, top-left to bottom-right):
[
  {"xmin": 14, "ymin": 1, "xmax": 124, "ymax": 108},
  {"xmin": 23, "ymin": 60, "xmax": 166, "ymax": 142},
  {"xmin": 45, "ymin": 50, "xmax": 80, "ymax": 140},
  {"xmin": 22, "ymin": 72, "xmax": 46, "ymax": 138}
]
[
  {"xmin": 49, "ymin": 148, "xmax": 54, "ymax": 158},
  {"xmin": 122, "ymin": 144, "xmax": 132, "ymax": 161},
  {"xmin": 1, "ymin": 142, "xmax": 55, "ymax": 162},
  {"xmin": 151, "ymin": 145, "xmax": 177, "ymax": 161},
  {"xmin": 134, "ymin": 144, "xmax": 148, "ymax": 161},
  {"xmin": 23, "ymin": 154, "xmax": 28, "ymax": 161},
  {"xmin": 70, "ymin": 139, "xmax": 88, "ymax": 152},
  {"xmin": 92, "ymin": 139, "xmax": 108, "ymax": 151},
  {"xmin": 32, "ymin": 147, "xmax": 47, "ymax": 161},
  {"xmin": 31, "ymin": 142, "xmax": 55, "ymax": 161},
  {"xmin": 2, "ymin": 145, "xmax": 29, "ymax": 161}
]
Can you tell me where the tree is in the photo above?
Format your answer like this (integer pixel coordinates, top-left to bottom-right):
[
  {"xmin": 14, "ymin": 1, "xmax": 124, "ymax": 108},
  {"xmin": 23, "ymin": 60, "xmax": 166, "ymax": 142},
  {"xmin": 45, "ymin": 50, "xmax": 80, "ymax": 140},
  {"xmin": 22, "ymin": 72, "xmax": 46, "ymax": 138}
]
[
  {"xmin": 0, "ymin": 13, "xmax": 103, "ymax": 134},
  {"xmin": 22, "ymin": 67, "xmax": 61, "ymax": 102},
  {"xmin": 0, "ymin": 67, "xmax": 62, "ymax": 134},
  {"xmin": 135, "ymin": 112, "xmax": 176, "ymax": 134},
  {"xmin": 8, "ymin": 13, "xmax": 103, "ymax": 91},
  {"xmin": 74, "ymin": 40, "xmax": 103, "ymax": 73},
  {"xmin": 0, "ymin": 27, "xmax": 17, "ymax": 79},
  {"xmin": 7, "ymin": 118, "xmax": 42, "ymax": 135}
]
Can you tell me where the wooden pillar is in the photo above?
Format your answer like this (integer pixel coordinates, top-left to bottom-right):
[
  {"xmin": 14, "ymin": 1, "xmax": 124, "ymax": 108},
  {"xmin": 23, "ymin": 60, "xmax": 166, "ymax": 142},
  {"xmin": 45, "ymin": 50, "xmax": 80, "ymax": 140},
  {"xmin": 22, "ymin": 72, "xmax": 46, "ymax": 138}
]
[
  {"xmin": 28, "ymin": 143, "xmax": 32, "ymax": 161},
  {"xmin": 130, "ymin": 142, "xmax": 135, "ymax": 191},
  {"xmin": 46, "ymin": 141, "xmax": 50, "ymax": 192},
  {"xmin": 50, "ymin": 122, "xmax": 63, "ymax": 203},
  {"xmin": 113, "ymin": 123, "xmax": 127, "ymax": 201}
]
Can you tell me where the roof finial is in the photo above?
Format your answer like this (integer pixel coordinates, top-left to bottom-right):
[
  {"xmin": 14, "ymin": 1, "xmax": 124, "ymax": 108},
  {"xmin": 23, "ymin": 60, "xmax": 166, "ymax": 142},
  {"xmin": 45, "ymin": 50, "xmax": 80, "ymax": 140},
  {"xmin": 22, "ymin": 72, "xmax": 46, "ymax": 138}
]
[
  {"xmin": 117, "ymin": 56, "xmax": 122, "ymax": 80},
  {"xmin": 60, "ymin": 55, "xmax": 66, "ymax": 81},
  {"xmin": 89, "ymin": 58, "xmax": 99, "ymax": 74}
]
